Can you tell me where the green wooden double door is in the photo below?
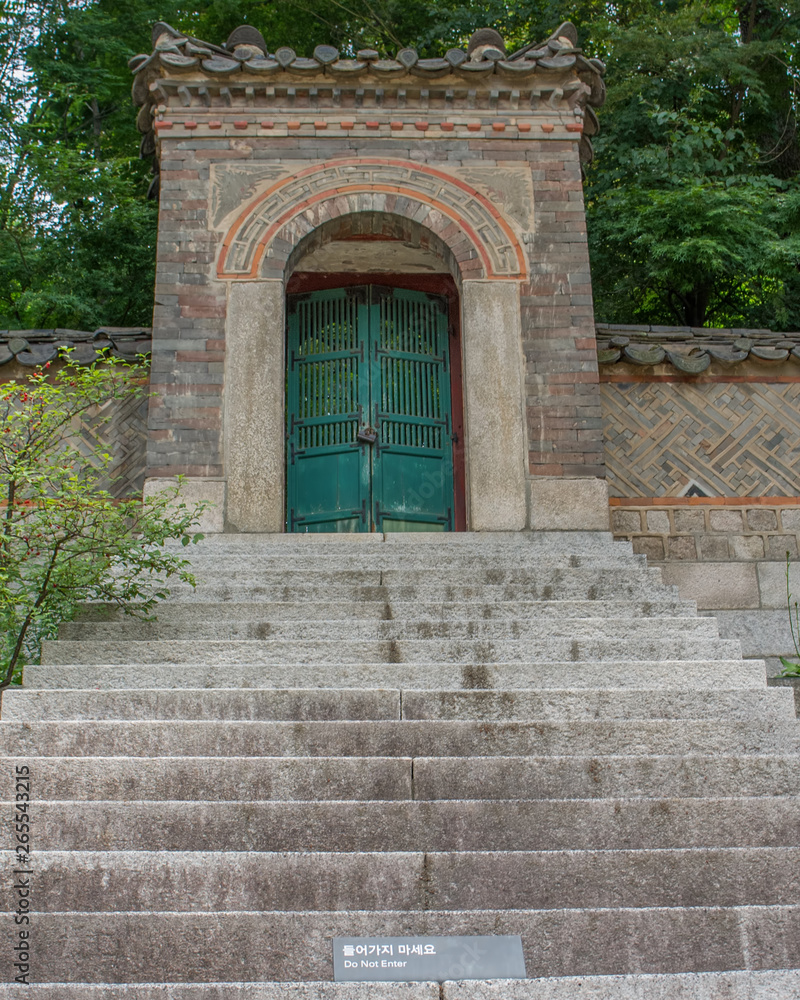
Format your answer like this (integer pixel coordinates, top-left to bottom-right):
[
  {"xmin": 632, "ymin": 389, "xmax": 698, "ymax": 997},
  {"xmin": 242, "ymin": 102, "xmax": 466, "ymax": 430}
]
[{"xmin": 286, "ymin": 285, "xmax": 455, "ymax": 533}]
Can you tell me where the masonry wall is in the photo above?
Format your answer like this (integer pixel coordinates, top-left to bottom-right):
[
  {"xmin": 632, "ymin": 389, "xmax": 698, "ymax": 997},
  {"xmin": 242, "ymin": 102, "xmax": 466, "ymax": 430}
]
[
  {"xmin": 609, "ymin": 498, "xmax": 800, "ymax": 677},
  {"xmin": 148, "ymin": 141, "xmax": 223, "ymax": 480},
  {"xmin": 0, "ymin": 361, "xmax": 148, "ymax": 500},
  {"xmin": 600, "ymin": 350, "xmax": 800, "ymax": 675},
  {"xmin": 147, "ymin": 124, "xmax": 604, "ymax": 490},
  {"xmin": 522, "ymin": 143, "xmax": 604, "ymax": 479},
  {"xmin": 602, "ymin": 380, "xmax": 800, "ymax": 498}
]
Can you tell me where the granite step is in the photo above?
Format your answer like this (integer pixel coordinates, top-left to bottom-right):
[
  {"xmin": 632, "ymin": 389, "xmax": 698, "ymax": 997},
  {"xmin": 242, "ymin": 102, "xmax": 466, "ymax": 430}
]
[
  {"xmin": 5, "ymin": 529, "xmax": 799, "ymax": 990},
  {"xmin": 59, "ymin": 615, "xmax": 715, "ymax": 642},
  {"xmin": 11, "ymin": 797, "xmax": 798, "ymax": 852},
  {"xmin": 0, "ymin": 987, "xmax": 438, "ymax": 1000},
  {"xmin": 165, "ymin": 556, "xmax": 656, "ymax": 578},
  {"xmin": 168, "ymin": 530, "xmax": 630, "ymax": 554},
  {"xmin": 158, "ymin": 579, "xmax": 674, "ymax": 602},
  {"xmin": 39, "ymin": 637, "xmax": 742, "ymax": 666},
  {"xmin": 2, "ymin": 687, "xmax": 793, "ymax": 722},
  {"xmin": 1, "ymin": 971, "xmax": 798, "ymax": 999},
  {"xmin": 7, "ymin": 754, "xmax": 800, "ymax": 802},
  {"xmin": 171, "ymin": 547, "xmax": 647, "ymax": 567},
  {"xmin": 168, "ymin": 568, "xmax": 666, "ymax": 586},
  {"xmin": 24, "ymin": 848, "xmax": 800, "ymax": 911},
  {"xmin": 69, "ymin": 598, "xmax": 698, "ymax": 625},
  {"xmin": 5, "ymin": 719, "xmax": 799, "ymax": 758},
  {"xmin": 438, "ymin": 970, "xmax": 800, "ymax": 1000},
  {"xmin": 20, "ymin": 658, "xmax": 767, "ymax": 690},
  {"xmin": 3, "ymin": 907, "xmax": 798, "ymax": 982}
]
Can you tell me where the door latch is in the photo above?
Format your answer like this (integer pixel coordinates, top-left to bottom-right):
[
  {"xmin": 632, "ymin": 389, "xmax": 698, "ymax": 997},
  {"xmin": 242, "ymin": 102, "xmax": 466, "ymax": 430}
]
[{"xmin": 357, "ymin": 426, "xmax": 378, "ymax": 444}]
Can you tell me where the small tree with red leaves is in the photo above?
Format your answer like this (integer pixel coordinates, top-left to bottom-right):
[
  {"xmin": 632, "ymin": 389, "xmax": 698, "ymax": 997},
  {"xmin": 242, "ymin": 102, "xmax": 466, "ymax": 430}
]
[{"xmin": 0, "ymin": 353, "xmax": 205, "ymax": 689}]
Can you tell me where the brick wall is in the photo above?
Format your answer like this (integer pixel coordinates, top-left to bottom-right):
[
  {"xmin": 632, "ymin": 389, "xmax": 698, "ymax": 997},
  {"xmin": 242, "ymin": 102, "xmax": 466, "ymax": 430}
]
[
  {"xmin": 148, "ymin": 143, "xmax": 225, "ymax": 479},
  {"xmin": 148, "ymin": 125, "xmax": 605, "ymax": 483},
  {"xmin": 601, "ymin": 380, "xmax": 800, "ymax": 498},
  {"xmin": 523, "ymin": 142, "xmax": 604, "ymax": 479}
]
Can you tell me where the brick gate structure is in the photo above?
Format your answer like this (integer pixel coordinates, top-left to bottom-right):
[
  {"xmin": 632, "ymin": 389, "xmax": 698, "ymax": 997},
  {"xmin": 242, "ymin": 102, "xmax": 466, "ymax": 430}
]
[{"xmin": 132, "ymin": 19, "xmax": 608, "ymax": 532}]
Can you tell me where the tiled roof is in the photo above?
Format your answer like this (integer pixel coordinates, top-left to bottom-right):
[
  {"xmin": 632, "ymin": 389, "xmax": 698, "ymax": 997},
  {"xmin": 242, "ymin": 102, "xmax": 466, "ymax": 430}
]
[
  {"xmin": 129, "ymin": 20, "xmax": 606, "ymax": 192},
  {"xmin": 0, "ymin": 329, "xmax": 151, "ymax": 368},
  {"xmin": 596, "ymin": 323, "xmax": 800, "ymax": 373},
  {"xmin": 131, "ymin": 19, "xmax": 604, "ymax": 87},
  {"xmin": 7, "ymin": 324, "xmax": 798, "ymax": 373}
]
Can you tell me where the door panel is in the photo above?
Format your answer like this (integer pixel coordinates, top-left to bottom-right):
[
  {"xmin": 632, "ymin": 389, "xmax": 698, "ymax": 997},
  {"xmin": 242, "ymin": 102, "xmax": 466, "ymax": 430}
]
[
  {"xmin": 286, "ymin": 288, "xmax": 369, "ymax": 532},
  {"xmin": 287, "ymin": 285, "xmax": 454, "ymax": 532},
  {"xmin": 372, "ymin": 287, "xmax": 453, "ymax": 531}
]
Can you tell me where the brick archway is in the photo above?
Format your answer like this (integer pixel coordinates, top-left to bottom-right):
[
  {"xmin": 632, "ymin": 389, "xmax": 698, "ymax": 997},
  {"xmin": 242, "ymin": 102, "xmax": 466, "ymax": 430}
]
[
  {"xmin": 285, "ymin": 210, "xmax": 460, "ymax": 283},
  {"xmin": 217, "ymin": 158, "xmax": 528, "ymax": 282}
]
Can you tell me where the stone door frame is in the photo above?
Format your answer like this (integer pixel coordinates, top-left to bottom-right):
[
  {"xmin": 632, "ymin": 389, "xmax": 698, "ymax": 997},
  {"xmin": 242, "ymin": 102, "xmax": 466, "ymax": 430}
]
[{"xmin": 220, "ymin": 164, "xmax": 529, "ymax": 533}]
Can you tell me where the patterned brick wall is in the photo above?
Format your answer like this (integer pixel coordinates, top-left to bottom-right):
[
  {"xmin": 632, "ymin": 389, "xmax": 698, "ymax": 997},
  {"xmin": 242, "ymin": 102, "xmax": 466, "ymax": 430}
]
[
  {"xmin": 601, "ymin": 381, "xmax": 800, "ymax": 498},
  {"xmin": 75, "ymin": 392, "xmax": 150, "ymax": 499}
]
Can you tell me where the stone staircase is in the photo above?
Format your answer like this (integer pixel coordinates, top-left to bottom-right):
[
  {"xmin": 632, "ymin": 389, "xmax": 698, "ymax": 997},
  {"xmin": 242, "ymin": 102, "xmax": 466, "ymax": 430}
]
[{"xmin": 2, "ymin": 530, "xmax": 800, "ymax": 998}]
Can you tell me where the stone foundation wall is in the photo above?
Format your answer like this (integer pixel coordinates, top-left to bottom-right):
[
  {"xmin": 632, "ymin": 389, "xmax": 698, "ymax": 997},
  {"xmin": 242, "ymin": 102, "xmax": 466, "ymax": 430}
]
[
  {"xmin": 610, "ymin": 499, "xmax": 800, "ymax": 676},
  {"xmin": 610, "ymin": 500, "xmax": 800, "ymax": 564}
]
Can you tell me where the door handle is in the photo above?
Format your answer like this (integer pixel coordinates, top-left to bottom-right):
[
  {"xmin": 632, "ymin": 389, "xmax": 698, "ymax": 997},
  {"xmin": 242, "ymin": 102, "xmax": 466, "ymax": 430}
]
[{"xmin": 357, "ymin": 426, "xmax": 378, "ymax": 444}]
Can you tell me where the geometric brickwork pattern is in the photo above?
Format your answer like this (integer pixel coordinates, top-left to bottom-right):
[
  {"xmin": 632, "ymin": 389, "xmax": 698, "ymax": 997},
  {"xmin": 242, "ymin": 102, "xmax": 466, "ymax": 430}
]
[
  {"xmin": 601, "ymin": 381, "xmax": 800, "ymax": 497},
  {"xmin": 218, "ymin": 158, "xmax": 527, "ymax": 280},
  {"xmin": 71, "ymin": 392, "xmax": 149, "ymax": 498}
]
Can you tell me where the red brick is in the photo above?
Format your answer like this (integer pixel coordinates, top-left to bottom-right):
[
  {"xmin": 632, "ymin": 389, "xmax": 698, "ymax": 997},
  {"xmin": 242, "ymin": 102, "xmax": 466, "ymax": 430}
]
[
  {"xmin": 194, "ymin": 150, "xmax": 249, "ymax": 160},
  {"xmin": 178, "ymin": 419, "xmax": 220, "ymax": 430},
  {"xmin": 162, "ymin": 384, "xmax": 222, "ymax": 396},
  {"xmin": 159, "ymin": 170, "xmax": 200, "ymax": 180},
  {"xmin": 548, "ymin": 373, "xmax": 599, "ymax": 384},
  {"xmin": 181, "ymin": 306, "xmax": 226, "ymax": 318},
  {"xmin": 529, "ymin": 463, "xmax": 564, "ymax": 475},
  {"xmin": 176, "ymin": 352, "xmax": 226, "ymax": 363}
]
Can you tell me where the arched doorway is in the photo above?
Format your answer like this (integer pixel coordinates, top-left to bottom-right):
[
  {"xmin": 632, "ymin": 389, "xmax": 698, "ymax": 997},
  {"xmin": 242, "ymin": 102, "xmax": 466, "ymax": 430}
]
[
  {"xmin": 284, "ymin": 220, "xmax": 467, "ymax": 532},
  {"xmin": 221, "ymin": 176, "xmax": 528, "ymax": 535}
]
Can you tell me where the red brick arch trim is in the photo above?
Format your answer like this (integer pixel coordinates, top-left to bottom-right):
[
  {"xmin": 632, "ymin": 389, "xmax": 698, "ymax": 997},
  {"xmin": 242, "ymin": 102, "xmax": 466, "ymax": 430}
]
[{"xmin": 217, "ymin": 158, "xmax": 527, "ymax": 281}]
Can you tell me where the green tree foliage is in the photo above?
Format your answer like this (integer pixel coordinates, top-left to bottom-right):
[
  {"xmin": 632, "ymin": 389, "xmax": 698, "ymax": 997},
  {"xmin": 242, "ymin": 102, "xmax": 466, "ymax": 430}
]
[
  {"xmin": 0, "ymin": 353, "xmax": 206, "ymax": 688},
  {"xmin": 0, "ymin": 1, "xmax": 798, "ymax": 330},
  {"xmin": 584, "ymin": 1, "xmax": 800, "ymax": 328},
  {"xmin": 0, "ymin": 1, "xmax": 160, "ymax": 328}
]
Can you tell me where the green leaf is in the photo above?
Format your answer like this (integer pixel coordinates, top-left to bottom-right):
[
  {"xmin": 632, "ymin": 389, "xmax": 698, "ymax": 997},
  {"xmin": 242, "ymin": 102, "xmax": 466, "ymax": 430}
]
[{"xmin": 778, "ymin": 657, "xmax": 800, "ymax": 678}]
